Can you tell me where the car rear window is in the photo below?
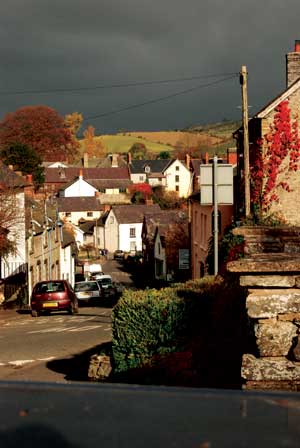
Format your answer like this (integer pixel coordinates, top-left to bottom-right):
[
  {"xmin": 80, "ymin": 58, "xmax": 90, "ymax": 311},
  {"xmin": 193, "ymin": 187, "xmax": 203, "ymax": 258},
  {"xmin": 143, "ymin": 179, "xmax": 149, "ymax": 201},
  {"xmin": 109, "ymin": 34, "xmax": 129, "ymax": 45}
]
[
  {"xmin": 75, "ymin": 282, "xmax": 99, "ymax": 292},
  {"xmin": 98, "ymin": 278, "xmax": 112, "ymax": 286},
  {"xmin": 35, "ymin": 282, "xmax": 65, "ymax": 293}
]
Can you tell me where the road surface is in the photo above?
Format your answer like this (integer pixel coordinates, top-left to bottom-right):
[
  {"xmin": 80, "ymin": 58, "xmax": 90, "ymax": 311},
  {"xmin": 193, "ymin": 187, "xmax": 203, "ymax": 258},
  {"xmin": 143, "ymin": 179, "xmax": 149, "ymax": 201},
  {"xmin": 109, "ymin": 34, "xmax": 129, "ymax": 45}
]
[{"xmin": 0, "ymin": 306, "xmax": 112, "ymax": 382}]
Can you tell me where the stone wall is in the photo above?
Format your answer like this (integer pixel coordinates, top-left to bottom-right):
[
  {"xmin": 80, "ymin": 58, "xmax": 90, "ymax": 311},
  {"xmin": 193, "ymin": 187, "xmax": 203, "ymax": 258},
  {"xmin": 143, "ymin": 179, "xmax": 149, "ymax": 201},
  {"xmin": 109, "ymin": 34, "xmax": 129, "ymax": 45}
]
[{"xmin": 227, "ymin": 226, "xmax": 300, "ymax": 391}]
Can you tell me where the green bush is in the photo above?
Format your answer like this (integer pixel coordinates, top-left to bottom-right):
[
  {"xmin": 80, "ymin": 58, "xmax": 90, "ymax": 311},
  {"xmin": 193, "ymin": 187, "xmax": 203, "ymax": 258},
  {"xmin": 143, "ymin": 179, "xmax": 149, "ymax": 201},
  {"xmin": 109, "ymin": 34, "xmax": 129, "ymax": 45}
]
[{"xmin": 111, "ymin": 280, "xmax": 213, "ymax": 373}]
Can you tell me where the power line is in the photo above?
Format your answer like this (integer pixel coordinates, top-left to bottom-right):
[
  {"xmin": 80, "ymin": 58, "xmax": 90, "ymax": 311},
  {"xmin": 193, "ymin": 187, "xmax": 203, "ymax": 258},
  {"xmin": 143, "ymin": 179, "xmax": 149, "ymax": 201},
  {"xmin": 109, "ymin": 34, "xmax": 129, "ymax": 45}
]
[
  {"xmin": 0, "ymin": 72, "xmax": 238, "ymax": 96},
  {"xmin": 84, "ymin": 75, "xmax": 238, "ymax": 121}
]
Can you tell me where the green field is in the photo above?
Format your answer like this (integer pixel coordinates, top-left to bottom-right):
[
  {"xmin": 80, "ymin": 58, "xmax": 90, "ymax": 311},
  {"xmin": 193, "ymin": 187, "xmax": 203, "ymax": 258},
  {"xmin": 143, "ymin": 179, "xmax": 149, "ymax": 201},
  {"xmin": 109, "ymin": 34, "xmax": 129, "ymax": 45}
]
[{"xmin": 97, "ymin": 135, "xmax": 173, "ymax": 154}]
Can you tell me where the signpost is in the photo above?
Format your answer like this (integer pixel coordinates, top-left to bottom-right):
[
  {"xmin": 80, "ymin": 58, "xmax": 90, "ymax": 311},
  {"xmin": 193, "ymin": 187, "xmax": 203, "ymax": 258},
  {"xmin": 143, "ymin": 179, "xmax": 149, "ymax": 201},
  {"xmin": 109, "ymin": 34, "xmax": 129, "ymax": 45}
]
[
  {"xmin": 179, "ymin": 249, "xmax": 189, "ymax": 270},
  {"xmin": 200, "ymin": 157, "xmax": 233, "ymax": 275}
]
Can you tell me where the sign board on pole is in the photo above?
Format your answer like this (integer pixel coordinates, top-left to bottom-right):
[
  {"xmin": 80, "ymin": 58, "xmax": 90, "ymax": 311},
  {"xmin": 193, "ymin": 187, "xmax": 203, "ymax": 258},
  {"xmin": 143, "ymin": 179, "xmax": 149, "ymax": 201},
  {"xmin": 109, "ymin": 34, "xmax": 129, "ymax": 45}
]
[
  {"xmin": 179, "ymin": 249, "xmax": 189, "ymax": 270},
  {"xmin": 200, "ymin": 164, "xmax": 233, "ymax": 205}
]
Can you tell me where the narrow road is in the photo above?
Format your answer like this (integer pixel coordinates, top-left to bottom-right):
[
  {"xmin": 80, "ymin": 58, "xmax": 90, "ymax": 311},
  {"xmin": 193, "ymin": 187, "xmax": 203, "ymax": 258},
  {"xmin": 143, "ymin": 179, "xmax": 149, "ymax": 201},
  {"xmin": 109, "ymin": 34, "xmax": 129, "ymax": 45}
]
[{"xmin": 0, "ymin": 306, "xmax": 112, "ymax": 382}]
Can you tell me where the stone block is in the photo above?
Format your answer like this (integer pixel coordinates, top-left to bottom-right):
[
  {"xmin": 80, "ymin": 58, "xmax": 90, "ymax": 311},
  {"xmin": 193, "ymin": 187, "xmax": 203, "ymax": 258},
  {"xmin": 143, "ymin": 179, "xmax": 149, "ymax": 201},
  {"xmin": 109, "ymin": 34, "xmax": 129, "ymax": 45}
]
[
  {"xmin": 246, "ymin": 289, "xmax": 300, "ymax": 318},
  {"xmin": 88, "ymin": 354, "xmax": 112, "ymax": 381},
  {"xmin": 242, "ymin": 354, "xmax": 300, "ymax": 381},
  {"xmin": 278, "ymin": 313, "xmax": 300, "ymax": 322},
  {"xmin": 240, "ymin": 275, "xmax": 296, "ymax": 288},
  {"xmin": 254, "ymin": 321, "xmax": 297, "ymax": 356}
]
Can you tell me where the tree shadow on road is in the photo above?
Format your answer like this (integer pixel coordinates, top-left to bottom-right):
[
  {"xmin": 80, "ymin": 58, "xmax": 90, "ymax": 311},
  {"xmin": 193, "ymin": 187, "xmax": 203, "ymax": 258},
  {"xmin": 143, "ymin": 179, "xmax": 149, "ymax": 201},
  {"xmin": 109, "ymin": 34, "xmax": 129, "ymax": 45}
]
[{"xmin": 46, "ymin": 342, "xmax": 112, "ymax": 382}]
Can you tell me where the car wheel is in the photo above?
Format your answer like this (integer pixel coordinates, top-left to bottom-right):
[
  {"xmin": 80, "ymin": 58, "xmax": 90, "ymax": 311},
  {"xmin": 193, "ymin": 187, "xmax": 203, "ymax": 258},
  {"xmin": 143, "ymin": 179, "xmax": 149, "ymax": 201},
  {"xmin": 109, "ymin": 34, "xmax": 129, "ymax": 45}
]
[{"xmin": 31, "ymin": 310, "xmax": 39, "ymax": 317}]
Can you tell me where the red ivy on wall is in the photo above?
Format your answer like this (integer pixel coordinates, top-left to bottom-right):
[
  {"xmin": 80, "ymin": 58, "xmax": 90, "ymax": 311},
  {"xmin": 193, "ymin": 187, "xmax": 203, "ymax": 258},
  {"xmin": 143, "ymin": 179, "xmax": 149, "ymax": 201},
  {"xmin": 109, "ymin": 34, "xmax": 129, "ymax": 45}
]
[{"xmin": 251, "ymin": 100, "xmax": 300, "ymax": 213}]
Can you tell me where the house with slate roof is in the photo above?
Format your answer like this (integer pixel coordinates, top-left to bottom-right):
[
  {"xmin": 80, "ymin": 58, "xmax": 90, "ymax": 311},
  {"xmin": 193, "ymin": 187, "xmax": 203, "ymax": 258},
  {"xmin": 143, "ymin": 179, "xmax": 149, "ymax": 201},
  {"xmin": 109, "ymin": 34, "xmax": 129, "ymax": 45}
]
[
  {"xmin": 235, "ymin": 41, "xmax": 300, "ymax": 224},
  {"xmin": 42, "ymin": 166, "xmax": 131, "ymax": 198},
  {"xmin": 56, "ymin": 196, "xmax": 104, "ymax": 225},
  {"xmin": 104, "ymin": 204, "xmax": 161, "ymax": 253},
  {"xmin": 129, "ymin": 158, "xmax": 192, "ymax": 198}
]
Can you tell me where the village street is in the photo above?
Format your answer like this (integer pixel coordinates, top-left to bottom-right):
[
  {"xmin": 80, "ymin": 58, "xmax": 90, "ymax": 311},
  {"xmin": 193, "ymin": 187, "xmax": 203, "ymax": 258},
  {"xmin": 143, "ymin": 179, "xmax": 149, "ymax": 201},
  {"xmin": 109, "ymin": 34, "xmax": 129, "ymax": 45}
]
[
  {"xmin": 0, "ymin": 258, "xmax": 134, "ymax": 382},
  {"xmin": 0, "ymin": 306, "xmax": 112, "ymax": 382}
]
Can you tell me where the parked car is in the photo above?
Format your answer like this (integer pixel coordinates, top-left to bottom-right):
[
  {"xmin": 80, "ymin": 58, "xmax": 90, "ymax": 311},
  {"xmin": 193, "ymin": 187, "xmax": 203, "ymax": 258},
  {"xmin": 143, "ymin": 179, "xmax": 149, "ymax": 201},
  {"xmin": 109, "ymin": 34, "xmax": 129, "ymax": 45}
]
[
  {"xmin": 31, "ymin": 280, "xmax": 78, "ymax": 317},
  {"xmin": 74, "ymin": 281, "xmax": 102, "ymax": 306},
  {"xmin": 89, "ymin": 271, "xmax": 105, "ymax": 280},
  {"xmin": 96, "ymin": 275, "xmax": 115, "ymax": 299},
  {"xmin": 114, "ymin": 250, "xmax": 125, "ymax": 260}
]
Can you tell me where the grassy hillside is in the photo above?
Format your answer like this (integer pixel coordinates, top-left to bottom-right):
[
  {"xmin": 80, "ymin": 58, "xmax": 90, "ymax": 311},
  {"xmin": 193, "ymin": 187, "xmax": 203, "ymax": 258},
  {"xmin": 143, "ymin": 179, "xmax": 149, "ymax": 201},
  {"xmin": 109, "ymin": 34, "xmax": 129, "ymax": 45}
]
[{"xmin": 78, "ymin": 120, "xmax": 240, "ymax": 159}]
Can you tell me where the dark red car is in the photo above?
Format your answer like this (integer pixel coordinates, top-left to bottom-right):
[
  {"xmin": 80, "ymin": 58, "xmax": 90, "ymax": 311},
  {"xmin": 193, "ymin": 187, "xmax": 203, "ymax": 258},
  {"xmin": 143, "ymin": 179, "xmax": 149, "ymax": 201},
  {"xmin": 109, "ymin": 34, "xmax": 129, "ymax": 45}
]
[{"xmin": 31, "ymin": 280, "xmax": 78, "ymax": 317}]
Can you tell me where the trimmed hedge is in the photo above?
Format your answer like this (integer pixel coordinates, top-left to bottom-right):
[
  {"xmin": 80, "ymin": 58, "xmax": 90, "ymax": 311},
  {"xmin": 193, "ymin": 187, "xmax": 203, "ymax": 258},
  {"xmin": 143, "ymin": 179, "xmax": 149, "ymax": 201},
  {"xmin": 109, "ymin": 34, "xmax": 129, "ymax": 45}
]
[{"xmin": 111, "ymin": 278, "xmax": 214, "ymax": 373}]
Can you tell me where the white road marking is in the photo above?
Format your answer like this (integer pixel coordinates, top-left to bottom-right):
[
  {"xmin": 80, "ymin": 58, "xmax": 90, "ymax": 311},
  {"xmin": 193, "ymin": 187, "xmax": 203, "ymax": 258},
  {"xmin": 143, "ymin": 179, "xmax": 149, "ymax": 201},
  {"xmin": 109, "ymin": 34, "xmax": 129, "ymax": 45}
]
[
  {"xmin": 8, "ymin": 359, "xmax": 35, "ymax": 366},
  {"xmin": 37, "ymin": 356, "xmax": 55, "ymax": 361},
  {"xmin": 28, "ymin": 326, "xmax": 78, "ymax": 334},
  {"xmin": 68, "ymin": 325, "xmax": 102, "ymax": 332}
]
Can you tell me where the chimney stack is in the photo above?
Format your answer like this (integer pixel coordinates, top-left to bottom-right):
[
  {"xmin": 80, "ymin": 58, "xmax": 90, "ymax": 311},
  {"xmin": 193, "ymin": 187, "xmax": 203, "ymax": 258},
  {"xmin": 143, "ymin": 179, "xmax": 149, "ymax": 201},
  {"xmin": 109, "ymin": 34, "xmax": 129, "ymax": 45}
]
[
  {"xmin": 111, "ymin": 153, "xmax": 118, "ymax": 168},
  {"xmin": 286, "ymin": 40, "xmax": 300, "ymax": 87},
  {"xmin": 185, "ymin": 153, "xmax": 191, "ymax": 169},
  {"xmin": 83, "ymin": 152, "xmax": 89, "ymax": 168}
]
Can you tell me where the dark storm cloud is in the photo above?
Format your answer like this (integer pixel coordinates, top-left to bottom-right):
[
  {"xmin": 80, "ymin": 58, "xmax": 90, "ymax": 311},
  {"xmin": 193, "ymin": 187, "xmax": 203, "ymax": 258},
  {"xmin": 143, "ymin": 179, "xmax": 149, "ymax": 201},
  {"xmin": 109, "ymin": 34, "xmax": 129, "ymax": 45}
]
[{"xmin": 1, "ymin": 0, "xmax": 300, "ymax": 132}]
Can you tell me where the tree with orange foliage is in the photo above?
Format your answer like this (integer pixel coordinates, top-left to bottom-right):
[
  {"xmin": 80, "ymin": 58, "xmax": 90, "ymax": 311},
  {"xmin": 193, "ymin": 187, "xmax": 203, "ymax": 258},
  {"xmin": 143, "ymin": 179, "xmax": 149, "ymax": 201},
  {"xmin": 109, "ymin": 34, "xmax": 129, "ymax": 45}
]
[
  {"xmin": 64, "ymin": 112, "xmax": 83, "ymax": 137},
  {"xmin": 0, "ymin": 106, "xmax": 79, "ymax": 162},
  {"xmin": 83, "ymin": 125, "xmax": 105, "ymax": 157}
]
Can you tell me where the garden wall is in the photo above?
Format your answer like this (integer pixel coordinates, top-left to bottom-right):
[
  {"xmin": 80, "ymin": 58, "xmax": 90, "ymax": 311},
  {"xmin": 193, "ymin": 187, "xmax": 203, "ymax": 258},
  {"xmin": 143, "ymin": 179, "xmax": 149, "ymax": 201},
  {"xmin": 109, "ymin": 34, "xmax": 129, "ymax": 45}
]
[{"xmin": 227, "ymin": 226, "xmax": 300, "ymax": 391}]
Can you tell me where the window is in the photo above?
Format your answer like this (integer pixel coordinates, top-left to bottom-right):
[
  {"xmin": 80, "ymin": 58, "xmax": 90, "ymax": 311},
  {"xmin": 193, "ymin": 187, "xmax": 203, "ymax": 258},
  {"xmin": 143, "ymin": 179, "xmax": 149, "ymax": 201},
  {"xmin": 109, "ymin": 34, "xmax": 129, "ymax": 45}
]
[
  {"xmin": 130, "ymin": 241, "xmax": 136, "ymax": 251},
  {"xmin": 139, "ymin": 175, "xmax": 144, "ymax": 181},
  {"xmin": 175, "ymin": 175, "xmax": 179, "ymax": 183},
  {"xmin": 176, "ymin": 166, "xmax": 179, "ymax": 171},
  {"xmin": 87, "ymin": 212, "xmax": 93, "ymax": 217},
  {"xmin": 176, "ymin": 186, "xmax": 179, "ymax": 192},
  {"xmin": 65, "ymin": 212, "xmax": 71, "ymax": 218},
  {"xmin": 130, "ymin": 227, "xmax": 136, "ymax": 238}
]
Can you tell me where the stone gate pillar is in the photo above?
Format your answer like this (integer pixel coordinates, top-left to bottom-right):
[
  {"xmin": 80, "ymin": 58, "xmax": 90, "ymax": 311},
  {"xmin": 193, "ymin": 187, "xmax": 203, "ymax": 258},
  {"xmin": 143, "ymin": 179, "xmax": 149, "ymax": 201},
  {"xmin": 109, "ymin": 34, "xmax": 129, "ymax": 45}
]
[{"xmin": 227, "ymin": 226, "xmax": 300, "ymax": 391}]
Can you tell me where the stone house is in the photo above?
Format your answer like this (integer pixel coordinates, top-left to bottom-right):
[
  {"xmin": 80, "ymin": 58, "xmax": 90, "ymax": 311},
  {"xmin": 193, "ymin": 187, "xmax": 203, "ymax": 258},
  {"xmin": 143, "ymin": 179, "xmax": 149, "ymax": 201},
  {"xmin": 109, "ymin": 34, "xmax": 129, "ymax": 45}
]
[{"xmin": 235, "ymin": 40, "xmax": 300, "ymax": 224}]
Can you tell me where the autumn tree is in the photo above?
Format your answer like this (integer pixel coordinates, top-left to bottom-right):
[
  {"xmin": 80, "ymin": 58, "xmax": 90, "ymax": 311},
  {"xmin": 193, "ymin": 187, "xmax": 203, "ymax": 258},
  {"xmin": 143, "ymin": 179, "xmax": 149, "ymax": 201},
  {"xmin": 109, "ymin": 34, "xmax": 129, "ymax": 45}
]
[
  {"xmin": 129, "ymin": 183, "xmax": 152, "ymax": 203},
  {"xmin": 164, "ymin": 220, "xmax": 189, "ymax": 273},
  {"xmin": 0, "ymin": 105, "xmax": 79, "ymax": 162},
  {"xmin": 0, "ymin": 185, "xmax": 22, "ymax": 258},
  {"xmin": 64, "ymin": 112, "xmax": 83, "ymax": 137},
  {"xmin": 152, "ymin": 186, "xmax": 186, "ymax": 209},
  {"xmin": 0, "ymin": 143, "xmax": 44, "ymax": 187},
  {"xmin": 83, "ymin": 125, "xmax": 105, "ymax": 157}
]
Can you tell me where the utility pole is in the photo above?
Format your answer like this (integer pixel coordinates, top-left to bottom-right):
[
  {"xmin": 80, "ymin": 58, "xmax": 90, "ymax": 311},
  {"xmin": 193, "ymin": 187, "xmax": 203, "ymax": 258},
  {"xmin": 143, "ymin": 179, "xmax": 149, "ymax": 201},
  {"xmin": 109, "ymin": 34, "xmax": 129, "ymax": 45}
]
[
  {"xmin": 240, "ymin": 65, "xmax": 251, "ymax": 218},
  {"xmin": 213, "ymin": 156, "xmax": 218, "ymax": 276}
]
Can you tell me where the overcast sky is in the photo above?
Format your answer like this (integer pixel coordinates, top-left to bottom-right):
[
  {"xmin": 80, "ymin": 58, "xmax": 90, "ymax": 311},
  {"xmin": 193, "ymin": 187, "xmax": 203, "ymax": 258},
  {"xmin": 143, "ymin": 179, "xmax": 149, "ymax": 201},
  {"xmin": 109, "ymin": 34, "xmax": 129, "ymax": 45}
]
[{"xmin": 0, "ymin": 0, "xmax": 299, "ymax": 134}]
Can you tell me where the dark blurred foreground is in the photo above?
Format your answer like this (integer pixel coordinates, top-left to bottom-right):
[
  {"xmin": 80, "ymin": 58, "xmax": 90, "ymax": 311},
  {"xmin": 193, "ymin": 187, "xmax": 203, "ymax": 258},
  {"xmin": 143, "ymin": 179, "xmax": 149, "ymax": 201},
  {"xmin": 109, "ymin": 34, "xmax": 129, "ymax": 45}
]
[{"xmin": 1, "ymin": 381, "xmax": 300, "ymax": 447}]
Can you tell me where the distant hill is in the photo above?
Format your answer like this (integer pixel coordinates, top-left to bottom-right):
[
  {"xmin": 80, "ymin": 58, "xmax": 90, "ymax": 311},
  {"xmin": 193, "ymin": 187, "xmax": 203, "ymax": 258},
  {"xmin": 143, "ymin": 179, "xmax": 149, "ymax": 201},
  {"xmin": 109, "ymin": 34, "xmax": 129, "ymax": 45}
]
[{"xmin": 78, "ymin": 120, "xmax": 241, "ymax": 159}]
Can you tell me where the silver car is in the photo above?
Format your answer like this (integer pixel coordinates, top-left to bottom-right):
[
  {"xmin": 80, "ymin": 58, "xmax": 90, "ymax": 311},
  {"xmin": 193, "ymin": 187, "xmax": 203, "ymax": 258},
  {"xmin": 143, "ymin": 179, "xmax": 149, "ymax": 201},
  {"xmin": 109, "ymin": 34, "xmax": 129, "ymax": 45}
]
[{"xmin": 74, "ymin": 281, "xmax": 101, "ymax": 306}]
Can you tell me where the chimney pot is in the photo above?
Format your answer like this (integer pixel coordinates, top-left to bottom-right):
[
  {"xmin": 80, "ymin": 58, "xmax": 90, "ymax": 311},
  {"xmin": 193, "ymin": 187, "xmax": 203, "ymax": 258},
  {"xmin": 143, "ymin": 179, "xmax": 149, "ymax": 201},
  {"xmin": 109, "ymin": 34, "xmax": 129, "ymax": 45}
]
[{"xmin": 295, "ymin": 40, "xmax": 300, "ymax": 52}]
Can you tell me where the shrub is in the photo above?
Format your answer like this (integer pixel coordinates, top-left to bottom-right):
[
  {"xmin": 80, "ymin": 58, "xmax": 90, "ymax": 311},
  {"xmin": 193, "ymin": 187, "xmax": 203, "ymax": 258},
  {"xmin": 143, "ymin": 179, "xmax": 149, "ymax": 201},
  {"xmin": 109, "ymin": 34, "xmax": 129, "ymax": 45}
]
[{"xmin": 111, "ymin": 279, "xmax": 213, "ymax": 373}]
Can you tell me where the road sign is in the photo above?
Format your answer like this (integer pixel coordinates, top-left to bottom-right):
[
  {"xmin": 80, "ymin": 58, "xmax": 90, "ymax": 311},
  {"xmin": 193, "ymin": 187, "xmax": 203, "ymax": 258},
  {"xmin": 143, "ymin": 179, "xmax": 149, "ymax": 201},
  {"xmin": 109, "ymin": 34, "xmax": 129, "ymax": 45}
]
[
  {"xmin": 200, "ymin": 164, "xmax": 233, "ymax": 205},
  {"xmin": 179, "ymin": 249, "xmax": 189, "ymax": 270}
]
